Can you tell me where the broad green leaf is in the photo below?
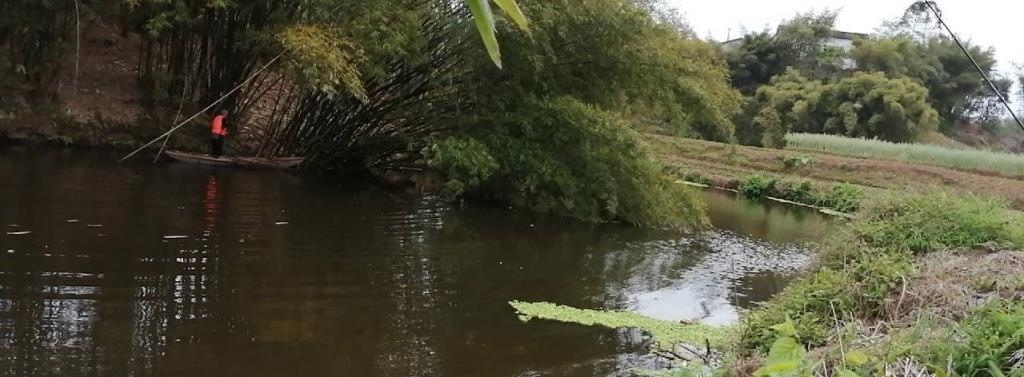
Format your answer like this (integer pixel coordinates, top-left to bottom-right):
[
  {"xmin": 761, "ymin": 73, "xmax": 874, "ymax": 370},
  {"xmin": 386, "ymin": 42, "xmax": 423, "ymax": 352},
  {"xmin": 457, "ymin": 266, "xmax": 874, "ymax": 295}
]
[
  {"xmin": 844, "ymin": 350, "xmax": 870, "ymax": 366},
  {"xmin": 765, "ymin": 336, "xmax": 806, "ymax": 366},
  {"xmin": 770, "ymin": 320, "xmax": 799, "ymax": 338},
  {"xmin": 491, "ymin": 0, "xmax": 530, "ymax": 34},
  {"xmin": 466, "ymin": 0, "xmax": 502, "ymax": 68},
  {"xmin": 754, "ymin": 360, "xmax": 801, "ymax": 377}
]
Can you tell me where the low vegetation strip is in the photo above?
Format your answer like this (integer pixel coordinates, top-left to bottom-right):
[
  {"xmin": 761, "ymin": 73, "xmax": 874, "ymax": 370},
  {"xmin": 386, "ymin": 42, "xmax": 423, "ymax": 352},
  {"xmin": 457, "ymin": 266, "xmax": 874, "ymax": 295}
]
[
  {"xmin": 786, "ymin": 133, "xmax": 1024, "ymax": 178},
  {"xmin": 667, "ymin": 167, "xmax": 865, "ymax": 214}
]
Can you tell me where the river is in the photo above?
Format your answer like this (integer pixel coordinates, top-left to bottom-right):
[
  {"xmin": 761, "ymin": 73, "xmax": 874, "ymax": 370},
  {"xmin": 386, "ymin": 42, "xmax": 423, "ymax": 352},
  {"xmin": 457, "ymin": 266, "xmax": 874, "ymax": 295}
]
[{"xmin": 0, "ymin": 147, "xmax": 831, "ymax": 377}]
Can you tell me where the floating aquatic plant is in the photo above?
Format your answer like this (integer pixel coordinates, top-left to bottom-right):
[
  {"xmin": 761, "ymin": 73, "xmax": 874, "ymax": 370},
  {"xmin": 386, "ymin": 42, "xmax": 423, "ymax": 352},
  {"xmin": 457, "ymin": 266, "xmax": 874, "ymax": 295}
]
[{"xmin": 509, "ymin": 301, "xmax": 737, "ymax": 354}]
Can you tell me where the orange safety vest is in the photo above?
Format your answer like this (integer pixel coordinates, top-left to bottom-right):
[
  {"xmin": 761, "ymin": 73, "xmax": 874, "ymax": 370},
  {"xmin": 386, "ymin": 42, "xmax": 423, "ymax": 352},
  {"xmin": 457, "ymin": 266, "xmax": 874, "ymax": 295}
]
[{"xmin": 211, "ymin": 115, "xmax": 228, "ymax": 136}]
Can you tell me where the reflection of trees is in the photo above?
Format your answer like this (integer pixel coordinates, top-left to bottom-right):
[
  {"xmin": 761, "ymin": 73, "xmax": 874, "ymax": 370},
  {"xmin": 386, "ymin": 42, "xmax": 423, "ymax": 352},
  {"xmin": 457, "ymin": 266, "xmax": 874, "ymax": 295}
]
[
  {"xmin": 0, "ymin": 150, "xmax": 825, "ymax": 377},
  {"xmin": 703, "ymin": 190, "xmax": 829, "ymax": 243},
  {"xmin": 610, "ymin": 230, "xmax": 809, "ymax": 325}
]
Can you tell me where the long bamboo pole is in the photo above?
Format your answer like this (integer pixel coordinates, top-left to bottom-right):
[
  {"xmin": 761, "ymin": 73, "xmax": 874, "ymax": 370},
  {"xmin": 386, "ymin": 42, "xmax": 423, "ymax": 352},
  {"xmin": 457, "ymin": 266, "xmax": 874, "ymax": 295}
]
[{"xmin": 118, "ymin": 50, "xmax": 288, "ymax": 163}]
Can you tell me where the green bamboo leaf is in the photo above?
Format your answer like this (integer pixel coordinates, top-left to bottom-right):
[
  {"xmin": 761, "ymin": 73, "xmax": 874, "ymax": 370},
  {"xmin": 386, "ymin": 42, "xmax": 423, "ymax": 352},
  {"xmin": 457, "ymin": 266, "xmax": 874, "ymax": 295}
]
[
  {"xmin": 466, "ymin": 0, "xmax": 502, "ymax": 68},
  {"xmin": 988, "ymin": 361, "xmax": 1007, "ymax": 377},
  {"xmin": 491, "ymin": 0, "xmax": 530, "ymax": 34}
]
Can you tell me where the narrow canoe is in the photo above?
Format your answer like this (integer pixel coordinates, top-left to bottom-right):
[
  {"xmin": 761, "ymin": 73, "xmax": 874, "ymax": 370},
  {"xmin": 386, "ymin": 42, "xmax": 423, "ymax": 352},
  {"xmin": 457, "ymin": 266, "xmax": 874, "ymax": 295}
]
[{"xmin": 164, "ymin": 151, "xmax": 304, "ymax": 169}]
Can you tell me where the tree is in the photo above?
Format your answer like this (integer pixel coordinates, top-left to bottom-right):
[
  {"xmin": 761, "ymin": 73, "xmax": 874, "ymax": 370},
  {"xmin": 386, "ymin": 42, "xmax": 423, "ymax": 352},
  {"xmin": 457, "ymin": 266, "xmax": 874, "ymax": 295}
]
[
  {"xmin": 1018, "ymin": 67, "xmax": 1024, "ymax": 115},
  {"xmin": 464, "ymin": 0, "xmax": 740, "ymax": 141},
  {"xmin": 773, "ymin": 10, "xmax": 844, "ymax": 80},
  {"xmin": 752, "ymin": 70, "xmax": 938, "ymax": 144},
  {"xmin": 752, "ymin": 70, "xmax": 825, "ymax": 136},
  {"xmin": 852, "ymin": 36, "xmax": 1009, "ymax": 130},
  {"xmin": 756, "ymin": 107, "xmax": 786, "ymax": 148},
  {"xmin": 0, "ymin": 0, "xmax": 78, "ymax": 98},
  {"xmin": 431, "ymin": 0, "xmax": 743, "ymax": 226},
  {"xmin": 819, "ymin": 72, "xmax": 938, "ymax": 141},
  {"xmin": 725, "ymin": 10, "xmax": 844, "ymax": 95},
  {"xmin": 877, "ymin": 0, "xmax": 943, "ymax": 42},
  {"xmin": 432, "ymin": 96, "xmax": 708, "ymax": 228},
  {"xmin": 726, "ymin": 32, "xmax": 786, "ymax": 95}
]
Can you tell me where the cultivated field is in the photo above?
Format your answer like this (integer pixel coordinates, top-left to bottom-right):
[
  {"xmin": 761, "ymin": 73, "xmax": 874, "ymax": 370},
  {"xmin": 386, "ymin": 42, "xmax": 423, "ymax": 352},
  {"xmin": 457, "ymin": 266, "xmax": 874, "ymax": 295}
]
[
  {"xmin": 785, "ymin": 133, "xmax": 1024, "ymax": 177},
  {"xmin": 645, "ymin": 134, "xmax": 1024, "ymax": 209}
]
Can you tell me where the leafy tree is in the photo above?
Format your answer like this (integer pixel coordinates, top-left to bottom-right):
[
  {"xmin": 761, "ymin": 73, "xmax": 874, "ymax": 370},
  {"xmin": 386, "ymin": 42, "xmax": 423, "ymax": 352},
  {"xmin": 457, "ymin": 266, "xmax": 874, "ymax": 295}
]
[
  {"xmin": 0, "ymin": 0, "xmax": 78, "ymax": 98},
  {"xmin": 1018, "ymin": 68, "xmax": 1024, "ymax": 115},
  {"xmin": 820, "ymin": 71, "xmax": 938, "ymax": 141},
  {"xmin": 726, "ymin": 32, "xmax": 786, "ymax": 95},
  {"xmin": 752, "ymin": 70, "xmax": 826, "ymax": 136},
  {"xmin": 429, "ymin": 0, "xmax": 744, "ymax": 226},
  {"xmin": 725, "ymin": 10, "xmax": 844, "ymax": 94},
  {"xmin": 853, "ymin": 36, "xmax": 1009, "ymax": 130},
  {"xmin": 877, "ymin": 0, "xmax": 943, "ymax": 42},
  {"xmin": 432, "ymin": 97, "xmax": 707, "ymax": 228},
  {"xmin": 756, "ymin": 107, "xmax": 786, "ymax": 148},
  {"xmin": 773, "ymin": 10, "xmax": 845, "ymax": 80},
  {"xmin": 465, "ymin": 0, "xmax": 741, "ymax": 141},
  {"xmin": 752, "ymin": 70, "xmax": 938, "ymax": 144}
]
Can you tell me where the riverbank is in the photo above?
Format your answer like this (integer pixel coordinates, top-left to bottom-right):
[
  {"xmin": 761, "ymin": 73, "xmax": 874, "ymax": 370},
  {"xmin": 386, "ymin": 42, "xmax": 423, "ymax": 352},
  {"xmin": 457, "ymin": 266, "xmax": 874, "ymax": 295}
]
[
  {"xmin": 646, "ymin": 133, "xmax": 1024, "ymax": 210},
  {"xmin": 512, "ymin": 189, "xmax": 1024, "ymax": 377}
]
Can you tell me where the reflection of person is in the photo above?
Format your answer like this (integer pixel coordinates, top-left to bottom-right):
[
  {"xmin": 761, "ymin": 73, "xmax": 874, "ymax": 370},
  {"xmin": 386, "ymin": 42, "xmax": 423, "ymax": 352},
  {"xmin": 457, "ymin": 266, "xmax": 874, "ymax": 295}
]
[
  {"xmin": 210, "ymin": 109, "xmax": 229, "ymax": 157},
  {"xmin": 204, "ymin": 175, "xmax": 219, "ymax": 233}
]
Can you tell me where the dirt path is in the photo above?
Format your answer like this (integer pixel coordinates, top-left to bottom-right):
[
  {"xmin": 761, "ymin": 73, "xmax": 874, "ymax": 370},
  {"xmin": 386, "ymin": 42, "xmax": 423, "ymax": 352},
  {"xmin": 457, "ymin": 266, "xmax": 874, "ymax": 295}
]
[{"xmin": 646, "ymin": 134, "xmax": 1024, "ymax": 209}]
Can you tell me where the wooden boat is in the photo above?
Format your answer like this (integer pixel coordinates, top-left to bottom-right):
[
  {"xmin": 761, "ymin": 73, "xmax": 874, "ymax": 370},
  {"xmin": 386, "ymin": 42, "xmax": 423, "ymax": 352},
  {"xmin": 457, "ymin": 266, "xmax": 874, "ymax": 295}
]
[{"xmin": 164, "ymin": 151, "xmax": 304, "ymax": 169}]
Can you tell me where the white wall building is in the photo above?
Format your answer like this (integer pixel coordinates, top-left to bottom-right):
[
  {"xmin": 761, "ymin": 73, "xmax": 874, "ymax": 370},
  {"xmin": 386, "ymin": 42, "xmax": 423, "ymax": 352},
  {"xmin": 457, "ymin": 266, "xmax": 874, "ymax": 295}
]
[{"xmin": 721, "ymin": 30, "xmax": 869, "ymax": 70}]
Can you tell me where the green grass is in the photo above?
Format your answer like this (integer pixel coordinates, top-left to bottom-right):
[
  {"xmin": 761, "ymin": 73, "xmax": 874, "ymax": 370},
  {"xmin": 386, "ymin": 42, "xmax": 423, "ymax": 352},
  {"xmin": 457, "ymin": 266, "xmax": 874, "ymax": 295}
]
[
  {"xmin": 785, "ymin": 133, "xmax": 1024, "ymax": 177},
  {"xmin": 741, "ymin": 190, "xmax": 1024, "ymax": 352}
]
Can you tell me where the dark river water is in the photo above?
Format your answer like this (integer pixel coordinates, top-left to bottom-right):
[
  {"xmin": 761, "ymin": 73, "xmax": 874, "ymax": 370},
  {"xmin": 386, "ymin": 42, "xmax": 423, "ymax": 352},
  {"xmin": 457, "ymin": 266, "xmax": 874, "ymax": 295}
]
[{"xmin": 0, "ymin": 147, "xmax": 831, "ymax": 377}]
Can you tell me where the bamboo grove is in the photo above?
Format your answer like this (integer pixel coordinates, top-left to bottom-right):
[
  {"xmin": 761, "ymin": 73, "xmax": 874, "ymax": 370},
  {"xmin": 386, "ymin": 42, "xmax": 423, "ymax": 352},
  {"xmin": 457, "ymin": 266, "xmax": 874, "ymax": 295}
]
[{"xmin": 0, "ymin": 0, "xmax": 824, "ymax": 226}]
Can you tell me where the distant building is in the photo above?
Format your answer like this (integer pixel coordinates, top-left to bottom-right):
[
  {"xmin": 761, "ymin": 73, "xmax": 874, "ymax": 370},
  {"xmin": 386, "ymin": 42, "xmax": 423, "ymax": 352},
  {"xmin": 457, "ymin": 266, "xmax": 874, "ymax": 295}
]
[
  {"xmin": 826, "ymin": 31, "xmax": 869, "ymax": 69},
  {"xmin": 720, "ymin": 30, "xmax": 869, "ymax": 69},
  {"xmin": 719, "ymin": 37, "xmax": 746, "ymax": 52}
]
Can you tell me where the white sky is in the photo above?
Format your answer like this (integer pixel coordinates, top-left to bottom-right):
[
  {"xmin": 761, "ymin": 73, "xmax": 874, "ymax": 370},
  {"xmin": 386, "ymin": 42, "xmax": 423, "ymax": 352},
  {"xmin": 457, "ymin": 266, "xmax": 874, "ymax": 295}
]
[{"xmin": 664, "ymin": 0, "xmax": 1023, "ymax": 75}]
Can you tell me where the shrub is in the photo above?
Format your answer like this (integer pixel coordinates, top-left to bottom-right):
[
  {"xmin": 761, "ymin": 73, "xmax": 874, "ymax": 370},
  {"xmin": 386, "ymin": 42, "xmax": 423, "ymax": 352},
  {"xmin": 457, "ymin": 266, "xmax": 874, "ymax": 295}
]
[
  {"xmin": 781, "ymin": 154, "xmax": 813, "ymax": 169},
  {"xmin": 742, "ymin": 247, "xmax": 914, "ymax": 353},
  {"xmin": 772, "ymin": 179, "xmax": 815, "ymax": 204},
  {"xmin": 816, "ymin": 183, "xmax": 864, "ymax": 213},
  {"xmin": 753, "ymin": 71, "xmax": 938, "ymax": 143},
  {"xmin": 946, "ymin": 302, "xmax": 1024, "ymax": 377},
  {"xmin": 738, "ymin": 175, "xmax": 776, "ymax": 198},
  {"xmin": 742, "ymin": 268, "xmax": 858, "ymax": 352},
  {"xmin": 437, "ymin": 96, "xmax": 707, "ymax": 228},
  {"xmin": 737, "ymin": 176, "xmax": 863, "ymax": 214},
  {"xmin": 429, "ymin": 136, "xmax": 499, "ymax": 196},
  {"xmin": 683, "ymin": 171, "xmax": 714, "ymax": 186},
  {"xmin": 908, "ymin": 302, "xmax": 1024, "ymax": 377},
  {"xmin": 853, "ymin": 190, "xmax": 1023, "ymax": 253}
]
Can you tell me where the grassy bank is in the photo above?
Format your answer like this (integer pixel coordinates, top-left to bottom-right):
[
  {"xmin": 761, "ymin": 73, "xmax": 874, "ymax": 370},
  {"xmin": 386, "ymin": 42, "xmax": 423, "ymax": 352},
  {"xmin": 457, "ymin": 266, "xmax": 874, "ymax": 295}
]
[
  {"xmin": 786, "ymin": 133, "xmax": 1024, "ymax": 177},
  {"xmin": 667, "ymin": 166, "xmax": 865, "ymax": 214},
  {"xmin": 646, "ymin": 134, "xmax": 1024, "ymax": 210},
  {"xmin": 511, "ymin": 190, "xmax": 1024, "ymax": 376}
]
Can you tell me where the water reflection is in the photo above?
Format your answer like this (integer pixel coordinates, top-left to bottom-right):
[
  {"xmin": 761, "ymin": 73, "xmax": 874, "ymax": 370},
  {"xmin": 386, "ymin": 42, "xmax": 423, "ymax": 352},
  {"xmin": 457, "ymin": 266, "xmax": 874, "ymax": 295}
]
[{"xmin": 0, "ymin": 148, "xmax": 829, "ymax": 377}]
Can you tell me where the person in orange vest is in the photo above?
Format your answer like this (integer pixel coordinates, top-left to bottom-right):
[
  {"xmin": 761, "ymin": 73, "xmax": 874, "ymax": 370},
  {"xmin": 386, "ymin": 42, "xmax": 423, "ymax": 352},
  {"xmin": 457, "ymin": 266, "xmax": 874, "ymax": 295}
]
[{"xmin": 210, "ymin": 109, "xmax": 229, "ymax": 157}]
